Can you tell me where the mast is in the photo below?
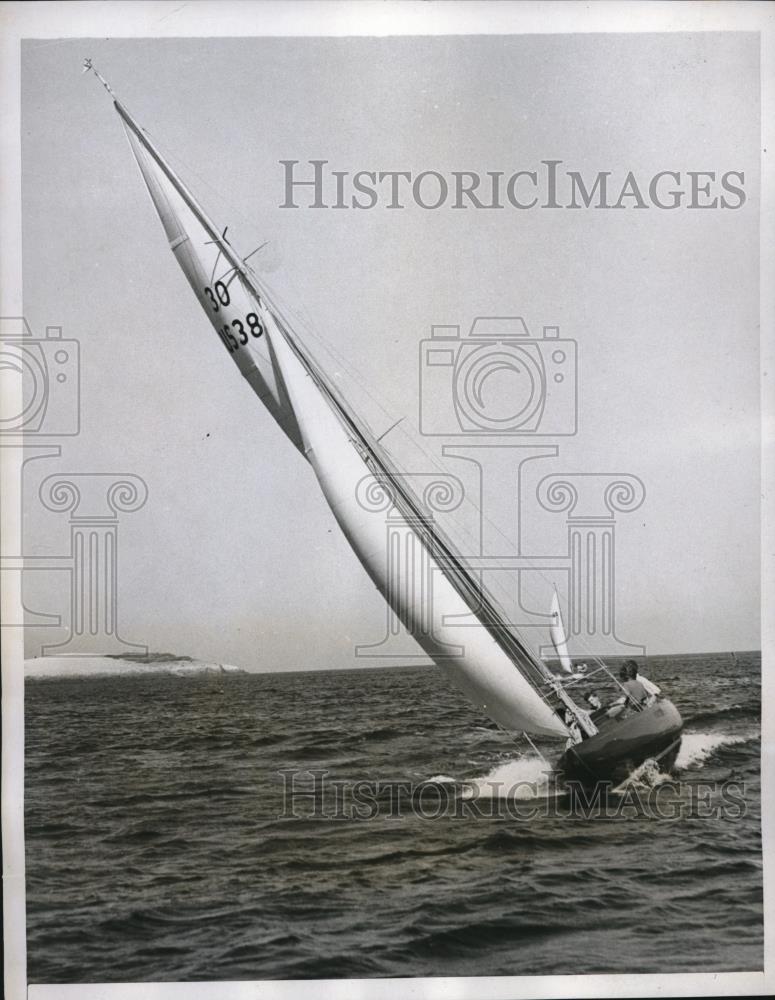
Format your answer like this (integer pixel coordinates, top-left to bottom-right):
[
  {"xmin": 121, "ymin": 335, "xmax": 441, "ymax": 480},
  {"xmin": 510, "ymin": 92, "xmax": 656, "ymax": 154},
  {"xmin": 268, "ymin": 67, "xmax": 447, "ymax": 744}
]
[
  {"xmin": 83, "ymin": 58, "xmax": 245, "ymax": 287},
  {"xmin": 115, "ymin": 104, "xmax": 255, "ymax": 297},
  {"xmin": 87, "ymin": 64, "xmax": 576, "ymax": 737},
  {"xmin": 268, "ymin": 313, "xmax": 560, "ymax": 700}
]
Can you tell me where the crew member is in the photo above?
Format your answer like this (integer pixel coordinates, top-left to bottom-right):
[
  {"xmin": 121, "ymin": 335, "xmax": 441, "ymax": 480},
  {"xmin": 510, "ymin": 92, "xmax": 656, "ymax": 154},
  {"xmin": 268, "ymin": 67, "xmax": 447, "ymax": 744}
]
[
  {"xmin": 564, "ymin": 708, "xmax": 582, "ymax": 748},
  {"xmin": 624, "ymin": 659, "xmax": 660, "ymax": 704},
  {"xmin": 620, "ymin": 663, "xmax": 648, "ymax": 707},
  {"xmin": 606, "ymin": 664, "xmax": 647, "ymax": 716},
  {"xmin": 584, "ymin": 691, "xmax": 608, "ymax": 725}
]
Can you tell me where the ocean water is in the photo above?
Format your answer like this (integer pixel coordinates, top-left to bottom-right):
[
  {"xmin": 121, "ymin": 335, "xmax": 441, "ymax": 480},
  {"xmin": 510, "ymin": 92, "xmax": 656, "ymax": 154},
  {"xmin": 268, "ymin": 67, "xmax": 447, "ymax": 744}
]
[{"xmin": 25, "ymin": 651, "xmax": 762, "ymax": 982}]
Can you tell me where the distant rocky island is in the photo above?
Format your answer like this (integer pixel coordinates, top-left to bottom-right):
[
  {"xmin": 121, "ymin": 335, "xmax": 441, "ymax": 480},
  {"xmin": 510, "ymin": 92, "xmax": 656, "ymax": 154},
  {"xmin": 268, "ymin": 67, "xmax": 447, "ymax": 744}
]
[{"xmin": 24, "ymin": 653, "xmax": 246, "ymax": 680}]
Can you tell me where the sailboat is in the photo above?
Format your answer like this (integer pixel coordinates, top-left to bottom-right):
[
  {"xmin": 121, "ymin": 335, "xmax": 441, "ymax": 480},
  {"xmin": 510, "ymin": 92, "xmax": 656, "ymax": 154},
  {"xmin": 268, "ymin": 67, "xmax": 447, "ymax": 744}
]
[
  {"xmin": 548, "ymin": 589, "xmax": 582, "ymax": 675},
  {"xmin": 86, "ymin": 63, "xmax": 683, "ymax": 786},
  {"xmin": 546, "ymin": 592, "xmax": 682, "ymax": 781}
]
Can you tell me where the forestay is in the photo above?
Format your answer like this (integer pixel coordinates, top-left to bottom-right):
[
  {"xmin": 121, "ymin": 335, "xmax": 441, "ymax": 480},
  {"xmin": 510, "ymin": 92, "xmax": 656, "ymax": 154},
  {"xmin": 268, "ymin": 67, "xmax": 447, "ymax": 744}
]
[{"xmin": 101, "ymin": 70, "xmax": 569, "ymax": 741}]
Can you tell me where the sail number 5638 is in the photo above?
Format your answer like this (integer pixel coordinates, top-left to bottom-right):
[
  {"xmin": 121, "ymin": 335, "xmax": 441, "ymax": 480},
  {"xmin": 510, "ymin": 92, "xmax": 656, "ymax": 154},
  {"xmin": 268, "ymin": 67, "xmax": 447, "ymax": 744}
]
[
  {"xmin": 203, "ymin": 284, "xmax": 264, "ymax": 353},
  {"xmin": 217, "ymin": 314, "xmax": 264, "ymax": 353}
]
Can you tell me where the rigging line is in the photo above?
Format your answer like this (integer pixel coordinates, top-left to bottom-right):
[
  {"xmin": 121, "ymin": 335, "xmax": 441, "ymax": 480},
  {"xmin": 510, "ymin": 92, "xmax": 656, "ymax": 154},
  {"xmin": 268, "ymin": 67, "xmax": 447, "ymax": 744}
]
[
  {"xmin": 393, "ymin": 450, "xmax": 609, "ymax": 676},
  {"xmin": 243, "ymin": 242, "xmax": 270, "ymax": 263},
  {"xmin": 206, "ymin": 229, "xmax": 229, "ymax": 285},
  {"xmin": 261, "ymin": 300, "xmax": 559, "ymax": 707},
  {"xmin": 260, "ymin": 284, "xmax": 614, "ymax": 677},
  {"xmin": 329, "ymin": 423, "xmax": 562, "ymax": 705},
  {"xmin": 115, "ymin": 89, "xmax": 609, "ymax": 684},
  {"xmin": 214, "ymin": 243, "xmax": 271, "ymax": 292},
  {"xmin": 376, "ymin": 416, "xmax": 405, "ymax": 444},
  {"xmin": 284, "ymin": 347, "xmax": 610, "ymax": 687},
  {"xmin": 521, "ymin": 730, "xmax": 551, "ymax": 767},
  {"xmin": 243, "ymin": 275, "xmax": 597, "ymax": 651},
  {"xmin": 245, "ymin": 265, "xmax": 613, "ymax": 682},
  {"xmin": 116, "ymin": 99, "xmax": 568, "ymax": 726},
  {"xmin": 382, "ymin": 431, "xmax": 615, "ymax": 676},
  {"xmin": 191, "ymin": 238, "xmax": 538, "ymax": 639},
  {"xmin": 95, "ymin": 76, "xmax": 577, "ymax": 707},
  {"xmin": 265, "ymin": 294, "xmax": 602, "ymax": 680},
  {"xmin": 98, "ymin": 78, "xmax": 614, "ymax": 678},
  {"xmin": 135, "ymin": 120, "xmax": 269, "ymax": 255},
  {"xmin": 243, "ymin": 289, "xmax": 611, "ymax": 677},
  {"xmin": 210, "ymin": 252, "xmax": 225, "ymax": 287}
]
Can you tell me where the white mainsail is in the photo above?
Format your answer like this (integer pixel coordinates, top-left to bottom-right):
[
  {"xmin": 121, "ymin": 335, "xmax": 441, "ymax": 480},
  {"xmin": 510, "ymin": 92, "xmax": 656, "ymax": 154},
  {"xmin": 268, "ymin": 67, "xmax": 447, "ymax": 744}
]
[
  {"xmin": 117, "ymin": 103, "xmax": 304, "ymax": 454},
  {"xmin": 94, "ymin": 68, "xmax": 569, "ymax": 740},
  {"xmin": 550, "ymin": 589, "xmax": 574, "ymax": 673},
  {"xmin": 264, "ymin": 312, "xmax": 567, "ymax": 737}
]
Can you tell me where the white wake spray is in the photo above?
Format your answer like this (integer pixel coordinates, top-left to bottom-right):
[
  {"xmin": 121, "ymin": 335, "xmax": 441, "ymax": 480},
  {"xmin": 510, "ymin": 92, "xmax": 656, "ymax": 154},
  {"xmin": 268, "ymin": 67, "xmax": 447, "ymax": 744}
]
[
  {"xmin": 613, "ymin": 730, "xmax": 754, "ymax": 792},
  {"xmin": 675, "ymin": 731, "xmax": 750, "ymax": 769},
  {"xmin": 460, "ymin": 755, "xmax": 564, "ymax": 801},
  {"xmin": 430, "ymin": 730, "xmax": 756, "ymax": 802}
]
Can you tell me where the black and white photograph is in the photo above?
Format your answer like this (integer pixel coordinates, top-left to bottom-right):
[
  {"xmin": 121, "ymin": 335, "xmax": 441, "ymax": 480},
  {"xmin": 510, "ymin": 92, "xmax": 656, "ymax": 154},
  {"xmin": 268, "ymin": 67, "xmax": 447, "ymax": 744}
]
[{"xmin": 1, "ymin": 3, "xmax": 773, "ymax": 998}]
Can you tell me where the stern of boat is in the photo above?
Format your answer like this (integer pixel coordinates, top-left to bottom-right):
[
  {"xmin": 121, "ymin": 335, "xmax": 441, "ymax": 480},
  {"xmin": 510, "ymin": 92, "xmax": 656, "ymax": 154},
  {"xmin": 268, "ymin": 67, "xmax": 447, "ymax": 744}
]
[{"xmin": 556, "ymin": 697, "xmax": 683, "ymax": 785}]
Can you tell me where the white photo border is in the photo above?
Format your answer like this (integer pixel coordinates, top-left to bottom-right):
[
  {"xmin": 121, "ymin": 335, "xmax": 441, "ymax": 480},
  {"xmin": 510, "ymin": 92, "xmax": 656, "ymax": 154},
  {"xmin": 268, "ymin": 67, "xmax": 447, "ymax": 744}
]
[{"xmin": 2, "ymin": 3, "xmax": 772, "ymax": 998}]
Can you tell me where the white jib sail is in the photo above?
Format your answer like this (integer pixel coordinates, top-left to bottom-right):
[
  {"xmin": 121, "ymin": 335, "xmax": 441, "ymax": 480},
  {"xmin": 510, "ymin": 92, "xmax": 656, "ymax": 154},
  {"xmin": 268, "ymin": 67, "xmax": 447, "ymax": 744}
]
[
  {"xmin": 550, "ymin": 590, "xmax": 574, "ymax": 673},
  {"xmin": 264, "ymin": 315, "xmax": 568, "ymax": 739}
]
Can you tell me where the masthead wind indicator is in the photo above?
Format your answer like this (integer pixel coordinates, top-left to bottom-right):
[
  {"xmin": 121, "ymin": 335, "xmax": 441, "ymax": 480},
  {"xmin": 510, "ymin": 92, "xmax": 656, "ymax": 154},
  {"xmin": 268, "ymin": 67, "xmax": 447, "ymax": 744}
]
[{"xmin": 83, "ymin": 59, "xmax": 115, "ymax": 98}]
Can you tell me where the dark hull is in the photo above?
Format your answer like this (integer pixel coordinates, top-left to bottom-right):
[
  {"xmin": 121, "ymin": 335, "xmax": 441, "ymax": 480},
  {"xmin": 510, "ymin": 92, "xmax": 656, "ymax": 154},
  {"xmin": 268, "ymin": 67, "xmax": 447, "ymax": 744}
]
[{"xmin": 556, "ymin": 698, "xmax": 683, "ymax": 785}]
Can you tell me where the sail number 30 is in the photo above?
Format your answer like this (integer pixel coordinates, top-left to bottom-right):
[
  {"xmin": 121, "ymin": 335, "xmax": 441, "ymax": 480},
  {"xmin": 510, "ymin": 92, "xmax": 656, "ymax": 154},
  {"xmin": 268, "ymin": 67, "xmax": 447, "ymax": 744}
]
[{"xmin": 203, "ymin": 283, "xmax": 264, "ymax": 353}]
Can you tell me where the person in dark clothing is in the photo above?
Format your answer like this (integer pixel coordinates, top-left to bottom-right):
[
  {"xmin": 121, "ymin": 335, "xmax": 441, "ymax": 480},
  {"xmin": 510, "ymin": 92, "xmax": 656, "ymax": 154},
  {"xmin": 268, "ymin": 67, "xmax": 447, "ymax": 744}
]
[
  {"xmin": 619, "ymin": 663, "xmax": 648, "ymax": 707},
  {"xmin": 624, "ymin": 659, "xmax": 661, "ymax": 703}
]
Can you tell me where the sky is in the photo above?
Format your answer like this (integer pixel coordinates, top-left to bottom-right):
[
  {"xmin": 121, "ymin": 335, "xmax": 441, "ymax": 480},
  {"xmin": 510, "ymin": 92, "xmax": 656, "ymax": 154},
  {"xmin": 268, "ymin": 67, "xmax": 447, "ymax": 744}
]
[{"xmin": 19, "ymin": 33, "xmax": 760, "ymax": 667}]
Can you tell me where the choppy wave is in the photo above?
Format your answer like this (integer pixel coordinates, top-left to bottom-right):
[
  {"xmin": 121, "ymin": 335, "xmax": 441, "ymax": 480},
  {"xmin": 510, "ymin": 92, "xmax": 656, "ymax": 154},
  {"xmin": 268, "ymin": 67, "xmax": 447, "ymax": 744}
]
[
  {"xmin": 675, "ymin": 730, "xmax": 753, "ymax": 769},
  {"xmin": 613, "ymin": 730, "xmax": 758, "ymax": 790},
  {"xmin": 687, "ymin": 704, "xmax": 759, "ymax": 727},
  {"xmin": 24, "ymin": 653, "xmax": 762, "ymax": 982}
]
